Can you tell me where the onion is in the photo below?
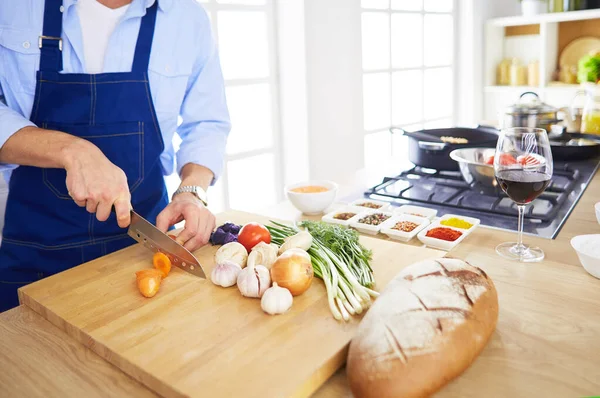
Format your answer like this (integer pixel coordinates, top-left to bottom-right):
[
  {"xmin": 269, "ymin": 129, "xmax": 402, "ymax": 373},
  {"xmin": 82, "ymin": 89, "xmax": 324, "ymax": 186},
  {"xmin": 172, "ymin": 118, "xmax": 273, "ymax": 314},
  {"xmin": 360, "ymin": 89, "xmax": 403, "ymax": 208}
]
[{"xmin": 270, "ymin": 249, "xmax": 314, "ymax": 296}]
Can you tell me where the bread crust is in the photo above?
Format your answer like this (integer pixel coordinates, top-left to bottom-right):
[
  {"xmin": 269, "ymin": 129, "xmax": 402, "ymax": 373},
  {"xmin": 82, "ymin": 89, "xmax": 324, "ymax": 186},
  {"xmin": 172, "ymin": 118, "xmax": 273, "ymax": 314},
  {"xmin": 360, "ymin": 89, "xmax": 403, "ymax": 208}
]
[{"xmin": 347, "ymin": 258, "xmax": 499, "ymax": 398}]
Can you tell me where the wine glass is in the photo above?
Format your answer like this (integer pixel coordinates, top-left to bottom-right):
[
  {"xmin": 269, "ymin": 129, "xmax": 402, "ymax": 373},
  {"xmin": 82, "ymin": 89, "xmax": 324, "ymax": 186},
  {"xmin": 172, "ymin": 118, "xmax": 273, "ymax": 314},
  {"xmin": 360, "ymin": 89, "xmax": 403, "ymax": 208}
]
[{"xmin": 494, "ymin": 127, "xmax": 553, "ymax": 262}]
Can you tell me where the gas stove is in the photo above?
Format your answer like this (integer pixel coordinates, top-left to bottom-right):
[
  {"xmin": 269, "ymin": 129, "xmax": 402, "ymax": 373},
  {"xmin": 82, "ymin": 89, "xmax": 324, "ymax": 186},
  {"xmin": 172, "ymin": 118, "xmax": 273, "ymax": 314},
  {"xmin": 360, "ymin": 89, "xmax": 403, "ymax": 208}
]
[{"xmin": 358, "ymin": 159, "xmax": 600, "ymax": 239}]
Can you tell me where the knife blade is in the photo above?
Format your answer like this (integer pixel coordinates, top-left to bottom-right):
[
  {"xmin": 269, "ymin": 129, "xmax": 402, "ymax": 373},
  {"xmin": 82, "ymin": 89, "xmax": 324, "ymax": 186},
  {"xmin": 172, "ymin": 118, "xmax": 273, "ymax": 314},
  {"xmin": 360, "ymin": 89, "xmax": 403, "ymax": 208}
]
[{"xmin": 127, "ymin": 210, "xmax": 206, "ymax": 278}]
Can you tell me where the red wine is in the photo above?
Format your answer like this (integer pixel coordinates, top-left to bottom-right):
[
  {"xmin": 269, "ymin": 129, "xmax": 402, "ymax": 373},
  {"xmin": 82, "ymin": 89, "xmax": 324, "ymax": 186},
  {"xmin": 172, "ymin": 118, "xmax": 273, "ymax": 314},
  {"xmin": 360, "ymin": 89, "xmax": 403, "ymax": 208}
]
[{"xmin": 495, "ymin": 170, "xmax": 551, "ymax": 204}]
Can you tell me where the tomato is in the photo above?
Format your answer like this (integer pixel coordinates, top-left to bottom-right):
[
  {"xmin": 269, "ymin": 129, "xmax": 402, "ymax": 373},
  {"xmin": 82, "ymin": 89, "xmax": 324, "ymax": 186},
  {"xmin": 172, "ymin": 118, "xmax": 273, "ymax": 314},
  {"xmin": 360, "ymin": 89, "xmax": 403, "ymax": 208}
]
[
  {"xmin": 498, "ymin": 154, "xmax": 517, "ymax": 166},
  {"xmin": 517, "ymin": 154, "xmax": 541, "ymax": 166},
  {"xmin": 237, "ymin": 222, "xmax": 271, "ymax": 252},
  {"xmin": 485, "ymin": 155, "xmax": 494, "ymax": 165}
]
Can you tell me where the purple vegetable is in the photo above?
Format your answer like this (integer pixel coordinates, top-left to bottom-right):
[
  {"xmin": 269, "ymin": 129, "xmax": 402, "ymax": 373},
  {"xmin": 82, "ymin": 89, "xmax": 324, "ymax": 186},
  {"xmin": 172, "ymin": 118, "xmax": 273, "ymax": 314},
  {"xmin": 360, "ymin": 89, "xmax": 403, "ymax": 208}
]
[
  {"xmin": 210, "ymin": 223, "xmax": 242, "ymax": 245},
  {"xmin": 222, "ymin": 233, "xmax": 238, "ymax": 244}
]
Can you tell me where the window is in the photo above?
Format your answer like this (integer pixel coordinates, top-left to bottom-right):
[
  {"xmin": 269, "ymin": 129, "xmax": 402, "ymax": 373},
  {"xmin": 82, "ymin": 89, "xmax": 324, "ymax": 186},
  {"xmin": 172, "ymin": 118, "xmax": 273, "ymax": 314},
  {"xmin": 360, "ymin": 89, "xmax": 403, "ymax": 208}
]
[
  {"xmin": 360, "ymin": 0, "xmax": 456, "ymax": 168},
  {"xmin": 167, "ymin": 0, "xmax": 281, "ymax": 214}
]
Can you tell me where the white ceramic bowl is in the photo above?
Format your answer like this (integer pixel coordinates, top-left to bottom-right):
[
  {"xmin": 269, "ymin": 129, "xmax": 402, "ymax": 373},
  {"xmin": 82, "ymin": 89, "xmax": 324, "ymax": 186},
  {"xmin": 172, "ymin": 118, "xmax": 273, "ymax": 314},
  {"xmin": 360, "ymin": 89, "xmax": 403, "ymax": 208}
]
[
  {"xmin": 285, "ymin": 180, "xmax": 338, "ymax": 215},
  {"xmin": 380, "ymin": 214, "xmax": 430, "ymax": 242},
  {"xmin": 349, "ymin": 198, "xmax": 391, "ymax": 212},
  {"xmin": 570, "ymin": 234, "xmax": 600, "ymax": 279},
  {"xmin": 322, "ymin": 206, "xmax": 366, "ymax": 227},
  {"xmin": 394, "ymin": 205, "xmax": 438, "ymax": 220},
  {"xmin": 595, "ymin": 202, "xmax": 600, "ymax": 225},
  {"xmin": 350, "ymin": 210, "xmax": 394, "ymax": 235},
  {"xmin": 417, "ymin": 223, "xmax": 470, "ymax": 251}
]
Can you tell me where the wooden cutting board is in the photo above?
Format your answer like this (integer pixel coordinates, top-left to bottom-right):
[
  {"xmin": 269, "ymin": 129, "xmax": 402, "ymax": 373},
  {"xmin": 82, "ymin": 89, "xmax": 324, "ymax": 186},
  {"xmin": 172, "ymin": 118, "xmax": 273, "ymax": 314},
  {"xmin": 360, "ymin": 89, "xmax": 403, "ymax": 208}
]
[{"xmin": 19, "ymin": 210, "xmax": 443, "ymax": 398}]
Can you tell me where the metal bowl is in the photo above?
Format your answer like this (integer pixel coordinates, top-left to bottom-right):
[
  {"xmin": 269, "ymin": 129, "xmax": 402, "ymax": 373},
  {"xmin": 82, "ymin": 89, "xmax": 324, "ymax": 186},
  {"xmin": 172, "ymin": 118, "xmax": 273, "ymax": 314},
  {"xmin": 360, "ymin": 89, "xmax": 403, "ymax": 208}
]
[{"xmin": 449, "ymin": 148, "xmax": 497, "ymax": 189}]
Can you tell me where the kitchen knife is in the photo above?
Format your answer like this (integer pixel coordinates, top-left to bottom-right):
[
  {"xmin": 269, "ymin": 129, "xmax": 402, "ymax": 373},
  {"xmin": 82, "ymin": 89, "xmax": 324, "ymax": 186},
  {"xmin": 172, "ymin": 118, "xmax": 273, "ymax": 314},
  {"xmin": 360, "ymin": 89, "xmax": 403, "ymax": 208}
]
[{"xmin": 127, "ymin": 210, "xmax": 206, "ymax": 278}]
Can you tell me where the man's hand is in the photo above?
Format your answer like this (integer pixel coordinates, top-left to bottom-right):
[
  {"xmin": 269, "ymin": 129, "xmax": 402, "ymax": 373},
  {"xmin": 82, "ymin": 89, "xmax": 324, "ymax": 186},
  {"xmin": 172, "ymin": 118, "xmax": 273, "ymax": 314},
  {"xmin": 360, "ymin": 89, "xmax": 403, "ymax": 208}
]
[
  {"xmin": 64, "ymin": 139, "xmax": 131, "ymax": 228},
  {"xmin": 156, "ymin": 192, "xmax": 216, "ymax": 251}
]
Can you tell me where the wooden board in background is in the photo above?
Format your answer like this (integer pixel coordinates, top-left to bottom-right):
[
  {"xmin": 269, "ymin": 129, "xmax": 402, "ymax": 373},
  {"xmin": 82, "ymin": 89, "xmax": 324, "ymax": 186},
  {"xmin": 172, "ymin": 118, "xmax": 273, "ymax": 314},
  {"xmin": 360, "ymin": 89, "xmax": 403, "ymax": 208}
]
[
  {"xmin": 558, "ymin": 18, "xmax": 600, "ymax": 59},
  {"xmin": 505, "ymin": 24, "xmax": 540, "ymax": 37},
  {"xmin": 19, "ymin": 210, "xmax": 444, "ymax": 398}
]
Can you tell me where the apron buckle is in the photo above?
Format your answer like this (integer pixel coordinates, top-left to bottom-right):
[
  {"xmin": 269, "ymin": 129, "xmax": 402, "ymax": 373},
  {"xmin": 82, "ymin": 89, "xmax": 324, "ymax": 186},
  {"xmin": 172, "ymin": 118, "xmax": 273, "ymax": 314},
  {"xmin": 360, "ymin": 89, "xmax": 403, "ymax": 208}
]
[{"xmin": 38, "ymin": 35, "xmax": 63, "ymax": 51}]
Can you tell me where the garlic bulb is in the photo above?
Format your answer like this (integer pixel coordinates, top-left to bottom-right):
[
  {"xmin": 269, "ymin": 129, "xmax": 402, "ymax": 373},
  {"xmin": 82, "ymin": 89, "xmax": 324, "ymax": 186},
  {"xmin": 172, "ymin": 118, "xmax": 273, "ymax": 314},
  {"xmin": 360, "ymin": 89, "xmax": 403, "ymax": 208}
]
[
  {"xmin": 215, "ymin": 242, "xmax": 248, "ymax": 268},
  {"xmin": 211, "ymin": 261, "xmax": 242, "ymax": 288},
  {"xmin": 261, "ymin": 283, "xmax": 293, "ymax": 315},
  {"xmin": 236, "ymin": 263, "xmax": 271, "ymax": 298},
  {"xmin": 247, "ymin": 241, "xmax": 279, "ymax": 269},
  {"xmin": 278, "ymin": 231, "xmax": 313, "ymax": 255}
]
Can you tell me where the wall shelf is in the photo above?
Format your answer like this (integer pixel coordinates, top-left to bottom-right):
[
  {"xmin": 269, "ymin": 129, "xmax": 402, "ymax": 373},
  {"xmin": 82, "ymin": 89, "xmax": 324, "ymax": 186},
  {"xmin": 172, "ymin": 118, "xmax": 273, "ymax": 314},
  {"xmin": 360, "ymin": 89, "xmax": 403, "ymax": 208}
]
[
  {"xmin": 483, "ymin": 9, "xmax": 600, "ymax": 121},
  {"xmin": 488, "ymin": 9, "xmax": 600, "ymax": 27}
]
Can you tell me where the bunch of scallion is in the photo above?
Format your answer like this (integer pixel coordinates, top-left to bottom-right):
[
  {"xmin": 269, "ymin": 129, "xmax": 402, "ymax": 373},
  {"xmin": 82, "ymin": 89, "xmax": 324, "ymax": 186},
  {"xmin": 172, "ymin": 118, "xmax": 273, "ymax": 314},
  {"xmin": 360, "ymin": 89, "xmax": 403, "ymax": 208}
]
[{"xmin": 267, "ymin": 221, "xmax": 379, "ymax": 321}]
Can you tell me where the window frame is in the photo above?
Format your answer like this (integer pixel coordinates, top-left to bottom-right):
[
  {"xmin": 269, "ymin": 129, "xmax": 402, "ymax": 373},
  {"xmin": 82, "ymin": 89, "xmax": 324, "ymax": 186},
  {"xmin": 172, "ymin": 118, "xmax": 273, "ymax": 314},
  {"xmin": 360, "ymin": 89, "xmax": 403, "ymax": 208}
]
[
  {"xmin": 189, "ymin": 0, "xmax": 283, "ymax": 213},
  {"xmin": 360, "ymin": 0, "xmax": 459, "ymax": 161}
]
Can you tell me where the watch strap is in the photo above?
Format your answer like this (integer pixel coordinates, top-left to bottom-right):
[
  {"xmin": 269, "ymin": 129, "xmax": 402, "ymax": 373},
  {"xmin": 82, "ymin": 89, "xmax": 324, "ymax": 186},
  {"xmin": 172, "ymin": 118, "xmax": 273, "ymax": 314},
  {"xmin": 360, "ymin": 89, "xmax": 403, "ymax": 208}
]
[{"xmin": 173, "ymin": 186, "xmax": 208, "ymax": 206}]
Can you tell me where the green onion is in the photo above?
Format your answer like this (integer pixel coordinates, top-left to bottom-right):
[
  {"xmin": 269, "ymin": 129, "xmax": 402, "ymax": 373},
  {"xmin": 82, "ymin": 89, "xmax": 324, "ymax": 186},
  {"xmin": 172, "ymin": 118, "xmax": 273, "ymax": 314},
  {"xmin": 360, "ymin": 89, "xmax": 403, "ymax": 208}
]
[{"xmin": 267, "ymin": 221, "xmax": 378, "ymax": 321}]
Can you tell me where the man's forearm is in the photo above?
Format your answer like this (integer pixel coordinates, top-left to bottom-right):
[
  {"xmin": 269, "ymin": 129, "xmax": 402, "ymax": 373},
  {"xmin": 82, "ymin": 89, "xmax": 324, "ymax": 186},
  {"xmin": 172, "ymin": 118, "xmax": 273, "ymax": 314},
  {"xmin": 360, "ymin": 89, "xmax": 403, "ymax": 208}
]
[
  {"xmin": 179, "ymin": 163, "xmax": 214, "ymax": 192},
  {"xmin": 0, "ymin": 126, "xmax": 90, "ymax": 169}
]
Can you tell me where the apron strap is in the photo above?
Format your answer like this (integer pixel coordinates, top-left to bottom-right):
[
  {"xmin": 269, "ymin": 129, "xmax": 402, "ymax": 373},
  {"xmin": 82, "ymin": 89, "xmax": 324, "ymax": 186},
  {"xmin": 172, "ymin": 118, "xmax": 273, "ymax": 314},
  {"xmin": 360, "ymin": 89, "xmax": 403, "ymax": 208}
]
[
  {"xmin": 131, "ymin": 0, "xmax": 158, "ymax": 74},
  {"xmin": 39, "ymin": 0, "xmax": 64, "ymax": 72}
]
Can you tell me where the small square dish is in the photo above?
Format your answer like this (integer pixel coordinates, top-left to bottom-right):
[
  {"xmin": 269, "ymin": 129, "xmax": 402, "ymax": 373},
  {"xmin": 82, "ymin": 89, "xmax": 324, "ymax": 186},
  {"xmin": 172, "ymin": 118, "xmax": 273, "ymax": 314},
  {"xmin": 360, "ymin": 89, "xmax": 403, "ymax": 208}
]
[
  {"xmin": 437, "ymin": 214, "xmax": 480, "ymax": 232},
  {"xmin": 350, "ymin": 210, "xmax": 394, "ymax": 235},
  {"xmin": 322, "ymin": 207, "xmax": 365, "ymax": 227},
  {"xmin": 417, "ymin": 223, "xmax": 468, "ymax": 251},
  {"xmin": 349, "ymin": 199, "xmax": 391, "ymax": 212},
  {"xmin": 380, "ymin": 214, "xmax": 430, "ymax": 242},
  {"xmin": 394, "ymin": 205, "xmax": 437, "ymax": 220}
]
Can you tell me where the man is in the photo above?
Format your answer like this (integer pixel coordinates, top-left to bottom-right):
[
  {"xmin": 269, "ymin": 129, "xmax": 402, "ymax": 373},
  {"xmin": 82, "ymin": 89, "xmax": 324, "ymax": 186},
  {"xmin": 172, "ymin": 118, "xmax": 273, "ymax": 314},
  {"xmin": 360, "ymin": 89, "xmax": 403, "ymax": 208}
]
[{"xmin": 0, "ymin": 0, "xmax": 230, "ymax": 311}]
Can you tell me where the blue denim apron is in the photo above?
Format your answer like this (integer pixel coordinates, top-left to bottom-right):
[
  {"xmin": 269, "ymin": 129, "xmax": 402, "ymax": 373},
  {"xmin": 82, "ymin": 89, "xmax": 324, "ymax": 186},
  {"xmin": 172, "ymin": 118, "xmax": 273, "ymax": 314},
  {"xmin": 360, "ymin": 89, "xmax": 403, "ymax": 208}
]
[{"xmin": 0, "ymin": 0, "xmax": 168, "ymax": 311}]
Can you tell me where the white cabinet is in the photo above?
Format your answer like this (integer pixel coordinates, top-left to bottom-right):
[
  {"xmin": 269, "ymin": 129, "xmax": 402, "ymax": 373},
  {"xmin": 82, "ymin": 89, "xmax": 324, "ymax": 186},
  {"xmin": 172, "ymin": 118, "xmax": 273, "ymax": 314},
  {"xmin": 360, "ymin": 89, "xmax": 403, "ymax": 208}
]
[{"xmin": 483, "ymin": 9, "xmax": 600, "ymax": 124}]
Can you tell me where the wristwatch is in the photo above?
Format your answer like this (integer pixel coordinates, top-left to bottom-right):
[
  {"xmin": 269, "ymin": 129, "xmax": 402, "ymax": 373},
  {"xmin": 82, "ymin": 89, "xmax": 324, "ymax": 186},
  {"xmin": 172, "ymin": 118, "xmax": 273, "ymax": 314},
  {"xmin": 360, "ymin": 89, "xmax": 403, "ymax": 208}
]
[{"xmin": 173, "ymin": 186, "xmax": 208, "ymax": 207}]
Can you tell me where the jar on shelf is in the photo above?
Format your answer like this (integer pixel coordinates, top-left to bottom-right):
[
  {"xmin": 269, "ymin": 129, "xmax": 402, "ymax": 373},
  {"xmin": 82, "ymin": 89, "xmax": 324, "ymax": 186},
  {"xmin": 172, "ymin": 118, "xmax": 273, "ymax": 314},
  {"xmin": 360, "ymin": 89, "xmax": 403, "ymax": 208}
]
[
  {"xmin": 549, "ymin": 0, "xmax": 564, "ymax": 11},
  {"xmin": 497, "ymin": 59, "xmax": 511, "ymax": 85},
  {"xmin": 510, "ymin": 58, "xmax": 527, "ymax": 86},
  {"xmin": 528, "ymin": 60, "xmax": 539, "ymax": 86},
  {"xmin": 563, "ymin": 0, "xmax": 588, "ymax": 11}
]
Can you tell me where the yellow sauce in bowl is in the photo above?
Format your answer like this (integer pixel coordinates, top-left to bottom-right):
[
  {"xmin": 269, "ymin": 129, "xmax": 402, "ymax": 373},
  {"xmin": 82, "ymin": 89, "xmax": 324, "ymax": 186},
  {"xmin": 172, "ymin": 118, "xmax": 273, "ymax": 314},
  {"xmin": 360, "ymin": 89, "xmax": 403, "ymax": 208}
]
[{"xmin": 290, "ymin": 185, "xmax": 329, "ymax": 194}]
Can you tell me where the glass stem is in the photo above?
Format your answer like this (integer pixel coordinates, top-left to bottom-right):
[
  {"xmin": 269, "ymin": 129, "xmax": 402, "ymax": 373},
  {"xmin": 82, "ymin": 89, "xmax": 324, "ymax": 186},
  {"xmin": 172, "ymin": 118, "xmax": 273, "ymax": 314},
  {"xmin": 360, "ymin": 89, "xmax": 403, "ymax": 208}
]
[{"xmin": 516, "ymin": 205, "xmax": 526, "ymax": 254}]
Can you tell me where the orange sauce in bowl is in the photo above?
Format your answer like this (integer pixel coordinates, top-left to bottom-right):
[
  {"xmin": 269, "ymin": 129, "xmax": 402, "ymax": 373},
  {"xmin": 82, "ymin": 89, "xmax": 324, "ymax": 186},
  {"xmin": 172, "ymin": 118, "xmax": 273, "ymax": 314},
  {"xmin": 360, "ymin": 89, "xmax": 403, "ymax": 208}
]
[{"xmin": 290, "ymin": 185, "xmax": 329, "ymax": 194}]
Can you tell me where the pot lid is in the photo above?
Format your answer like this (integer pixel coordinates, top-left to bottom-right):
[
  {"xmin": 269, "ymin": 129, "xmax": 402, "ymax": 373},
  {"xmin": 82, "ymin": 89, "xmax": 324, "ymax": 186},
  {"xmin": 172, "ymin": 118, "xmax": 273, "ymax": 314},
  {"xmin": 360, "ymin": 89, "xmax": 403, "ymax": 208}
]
[{"xmin": 505, "ymin": 91, "xmax": 558, "ymax": 115}]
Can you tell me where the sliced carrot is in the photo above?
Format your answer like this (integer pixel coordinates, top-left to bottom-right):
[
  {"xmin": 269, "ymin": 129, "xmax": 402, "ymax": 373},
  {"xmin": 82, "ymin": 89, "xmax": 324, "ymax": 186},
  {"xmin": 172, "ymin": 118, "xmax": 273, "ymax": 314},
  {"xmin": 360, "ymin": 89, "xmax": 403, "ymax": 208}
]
[
  {"xmin": 135, "ymin": 269, "xmax": 163, "ymax": 281},
  {"xmin": 168, "ymin": 234, "xmax": 177, "ymax": 240},
  {"xmin": 137, "ymin": 276, "xmax": 161, "ymax": 298},
  {"xmin": 153, "ymin": 252, "xmax": 172, "ymax": 278}
]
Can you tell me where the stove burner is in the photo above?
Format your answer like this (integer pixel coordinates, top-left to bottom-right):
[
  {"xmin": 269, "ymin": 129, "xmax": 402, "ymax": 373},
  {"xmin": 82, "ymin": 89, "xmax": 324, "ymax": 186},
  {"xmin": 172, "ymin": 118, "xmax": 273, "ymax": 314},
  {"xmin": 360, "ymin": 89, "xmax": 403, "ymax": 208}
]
[{"xmin": 365, "ymin": 165, "xmax": 579, "ymax": 222}]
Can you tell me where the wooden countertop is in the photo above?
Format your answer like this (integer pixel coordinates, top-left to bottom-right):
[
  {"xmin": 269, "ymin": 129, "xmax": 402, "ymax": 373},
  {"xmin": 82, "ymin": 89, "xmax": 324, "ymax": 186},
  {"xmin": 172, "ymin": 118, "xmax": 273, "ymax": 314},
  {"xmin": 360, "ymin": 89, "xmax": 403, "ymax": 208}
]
[{"xmin": 2, "ymin": 172, "xmax": 600, "ymax": 397}]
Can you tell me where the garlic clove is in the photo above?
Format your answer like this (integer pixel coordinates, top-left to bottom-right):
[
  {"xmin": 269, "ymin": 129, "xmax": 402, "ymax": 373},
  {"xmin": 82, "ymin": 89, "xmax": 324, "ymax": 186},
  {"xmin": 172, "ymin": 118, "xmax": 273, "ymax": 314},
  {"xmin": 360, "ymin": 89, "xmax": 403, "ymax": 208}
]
[
  {"xmin": 215, "ymin": 242, "xmax": 248, "ymax": 268},
  {"xmin": 211, "ymin": 261, "xmax": 242, "ymax": 288},
  {"xmin": 237, "ymin": 263, "xmax": 271, "ymax": 298},
  {"xmin": 247, "ymin": 242, "xmax": 279, "ymax": 269},
  {"xmin": 261, "ymin": 282, "xmax": 293, "ymax": 315}
]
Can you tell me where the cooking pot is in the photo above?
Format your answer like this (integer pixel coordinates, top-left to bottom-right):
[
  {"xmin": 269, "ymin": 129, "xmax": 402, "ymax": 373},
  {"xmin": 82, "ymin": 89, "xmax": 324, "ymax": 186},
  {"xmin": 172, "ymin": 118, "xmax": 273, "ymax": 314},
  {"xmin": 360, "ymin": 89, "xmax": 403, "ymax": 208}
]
[
  {"xmin": 503, "ymin": 91, "xmax": 562, "ymax": 132},
  {"xmin": 390, "ymin": 126, "xmax": 500, "ymax": 171}
]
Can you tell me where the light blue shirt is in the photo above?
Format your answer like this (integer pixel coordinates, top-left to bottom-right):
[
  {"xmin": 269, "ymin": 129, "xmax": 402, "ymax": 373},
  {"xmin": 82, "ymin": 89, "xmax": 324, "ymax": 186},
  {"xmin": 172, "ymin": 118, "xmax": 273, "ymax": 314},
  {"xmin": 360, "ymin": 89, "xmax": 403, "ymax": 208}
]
[{"xmin": 0, "ymin": 0, "xmax": 230, "ymax": 183}]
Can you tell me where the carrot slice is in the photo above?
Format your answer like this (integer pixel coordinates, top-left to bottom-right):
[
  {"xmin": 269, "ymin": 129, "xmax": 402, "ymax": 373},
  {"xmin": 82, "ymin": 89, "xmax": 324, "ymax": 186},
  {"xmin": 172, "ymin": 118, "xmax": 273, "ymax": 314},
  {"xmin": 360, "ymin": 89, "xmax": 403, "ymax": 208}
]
[
  {"xmin": 135, "ymin": 269, "xmax": 163, "ymax": 281},
  {"xmin": 168, "ymin": 234, "xmax": 177, "ymax": 240},
  {"xmin": 137, "ymin": 276, "xmax": 161, "ymax": 298},
  {"xmin": 153, "ymin": 252, "xmax": 172, "ymax": 278}
]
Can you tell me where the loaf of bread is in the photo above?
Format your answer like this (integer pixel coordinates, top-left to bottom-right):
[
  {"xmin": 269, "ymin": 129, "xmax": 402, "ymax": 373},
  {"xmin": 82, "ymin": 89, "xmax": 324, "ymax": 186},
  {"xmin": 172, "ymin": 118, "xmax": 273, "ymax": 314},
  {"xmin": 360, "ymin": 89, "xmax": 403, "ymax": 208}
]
[{"xmin": 347, "ymin": 258, "xmax": 498, "ymax": 398}]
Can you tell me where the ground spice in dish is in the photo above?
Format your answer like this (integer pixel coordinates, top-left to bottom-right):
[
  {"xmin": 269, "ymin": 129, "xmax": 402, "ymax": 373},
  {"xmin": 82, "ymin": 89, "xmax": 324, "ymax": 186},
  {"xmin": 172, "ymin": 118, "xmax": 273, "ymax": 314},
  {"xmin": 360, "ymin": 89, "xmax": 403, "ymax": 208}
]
[
  {"xmin": 334, "ymin": 212, "xmax": 356, "ymax": 221},
  {"xmin": 392, "ymin": 221, "xmax": 419, "ymax": 232},
  {"xmin": 357, "ymin": 202, "xmax": 382, "ymax": 209},
  {"xmin": 425, "ymin": 227, "xmax": 462, "ymax": 242},
  {"xmin": 358, "ymin": 213, "xmax": 390, "ymax": 226},
  {"xmin": 440, "ymin": 217, "xmax": 473, "ymax": 229}
]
